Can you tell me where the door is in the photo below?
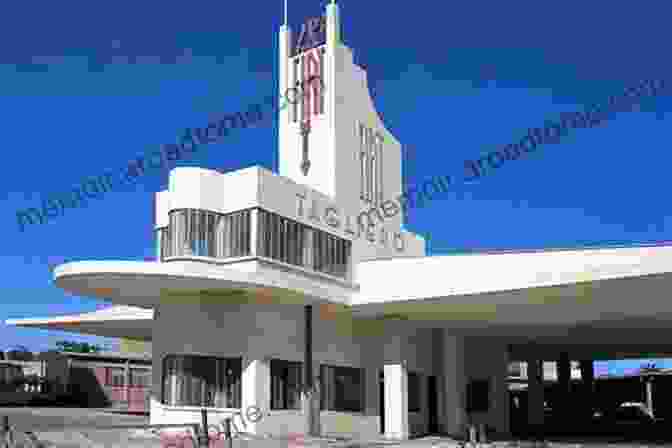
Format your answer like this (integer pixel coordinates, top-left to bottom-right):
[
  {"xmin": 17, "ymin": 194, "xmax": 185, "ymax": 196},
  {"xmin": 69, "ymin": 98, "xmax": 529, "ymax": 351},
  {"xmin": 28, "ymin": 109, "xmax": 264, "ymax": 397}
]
[
  {"xmin": 428, "ymin": 375, "xmax": 439, "ymax": 434},
  {"xmin": 379, "ymin": 370, "xmax": 385, "ymax": 434}
]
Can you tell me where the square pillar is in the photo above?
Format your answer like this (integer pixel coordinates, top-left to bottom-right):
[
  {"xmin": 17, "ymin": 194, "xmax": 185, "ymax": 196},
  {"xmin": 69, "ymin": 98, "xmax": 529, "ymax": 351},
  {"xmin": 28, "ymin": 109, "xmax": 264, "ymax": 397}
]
[
  {"xmin": 556, "ymin": 353, "xmax": 571, "ymax": 423},
  {"xmin": 557, "ymin": 354, "xmax": 571, "ymax": 393},
  {"xmin": 301, "ymin": 305, "xmax": 320, "ymax": 437},
  {"xmin": 490, "ymin": 345, "xmax": 511, "ymax": 437},
  {"xmin": 645, "ymin": 378, "xmax": 654, "ymax": 418},
  {"xmin": 443, "ymin": 334, "xmax": 466, "ymax": 437},
  {"xmin": 579, "ymin": 360, "xmax": 594, "ymax": 419},
  {"xmin": 242, "ymin": 358, "xmax": 270, "ymax": 434},
  {"xmin": 384, "ymin": 364, "xmax": 409, "ymax": 439},
  {"xmin": 124, "ymin": 360, "xmax": 131, "ymax": 407},
  {"xmin": 526, "ymin": 359, "xmax": 544, "ymax": 427}
]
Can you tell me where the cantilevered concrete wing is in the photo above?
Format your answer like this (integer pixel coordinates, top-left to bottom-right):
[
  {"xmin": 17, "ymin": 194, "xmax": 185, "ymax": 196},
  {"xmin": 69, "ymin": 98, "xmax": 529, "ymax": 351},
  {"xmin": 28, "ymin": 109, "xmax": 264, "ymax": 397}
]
[{"xmin": 4, "ymin": 305, "xmax": 153, "ymax": 340}]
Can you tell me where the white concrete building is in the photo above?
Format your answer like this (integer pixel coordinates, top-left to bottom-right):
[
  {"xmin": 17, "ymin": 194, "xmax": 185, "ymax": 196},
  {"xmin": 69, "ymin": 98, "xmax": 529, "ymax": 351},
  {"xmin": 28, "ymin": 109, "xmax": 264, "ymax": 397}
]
[{"xmin": 8, "ymin": 1, "xmax": 672, "ymax": 440}]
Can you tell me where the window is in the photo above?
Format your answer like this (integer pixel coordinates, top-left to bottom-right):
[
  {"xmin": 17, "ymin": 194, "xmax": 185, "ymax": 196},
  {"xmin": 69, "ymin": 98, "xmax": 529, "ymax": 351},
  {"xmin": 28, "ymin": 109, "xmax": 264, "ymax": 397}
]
[
  {"xmin": 359, "ymin": 123, "xmax": 384, "ymax": 207},
  {"xmin": 162, "ymin": 355, "xmax": 241, "ymax": 408},
  {"xmin": 408, "ymin": 372, "xmax": 422, "ymax": 412},
  {"xmin": 107, "ymin": 367, "xmax": 125, "ymax": 387},
  {"xmin": 159, "ymin": 227, "xmax": 170, "ymax": 261},
  {"xmin": 320, "ymin": 365, "xmax": 364, "ymax": 412},
  {"xmin": 271, "ymin": 360, "xmax": 303, "ymax": 410},
  {"xmin": 166, "ymin": 209, "xmax": 250, "ymax": 259},
  {"xmin": 0, "ymin": 365, "xmax": 22, "ymax": 385},
  {"xmin": 258, "ymin": 210, "xmax": 351, "ymax": 279},
  {"xmin": 130, "ymin": 368, "xmax": 151, "ymax": 388},
  {"xmin": 508, "ymin": 362, "xmax": 522, "ymax": 378}
]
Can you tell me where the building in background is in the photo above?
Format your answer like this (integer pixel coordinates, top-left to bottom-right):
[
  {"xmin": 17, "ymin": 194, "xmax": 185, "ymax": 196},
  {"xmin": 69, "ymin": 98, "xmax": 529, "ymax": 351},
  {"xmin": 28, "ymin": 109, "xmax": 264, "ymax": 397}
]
[{"xmin": 65, "ymin": 351, "xmax": 151, "ymax": 412}]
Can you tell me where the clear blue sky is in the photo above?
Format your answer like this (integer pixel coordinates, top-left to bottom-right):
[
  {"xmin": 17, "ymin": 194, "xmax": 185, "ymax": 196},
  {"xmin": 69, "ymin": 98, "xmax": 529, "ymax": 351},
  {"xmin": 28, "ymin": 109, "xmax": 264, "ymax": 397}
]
[{"xmin": 0, "ymin": 1, "xmax": 670, "ymax": 375}]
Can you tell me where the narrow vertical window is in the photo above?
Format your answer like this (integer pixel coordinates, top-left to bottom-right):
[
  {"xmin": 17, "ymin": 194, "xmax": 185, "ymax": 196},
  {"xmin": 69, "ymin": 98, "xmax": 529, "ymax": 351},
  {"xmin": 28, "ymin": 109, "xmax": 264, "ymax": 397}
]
[
  {"xmin": 376, "ymin": 132, "xmax": 384, "ymax": 205},
  {"xmin": 359, "ymin": 123, "xmax": 367, "ymax": 201},
  {"xmin": 357, "ymin": 125, "xmax": 385, "ymax": 207},
  {"xmin": 367, "ymin": 127, "xmax": 374, "ymax": 204},
  {"xmin": 319, "ymin": 48, "xmax": 325, "ymax": 114},
  {"xmin": 292, "ymin": 58, "xmax": 299, "ymax": 123},
  {"xmin": 371, "ymin": 133, "xmax": 377, "ymax": 206}
]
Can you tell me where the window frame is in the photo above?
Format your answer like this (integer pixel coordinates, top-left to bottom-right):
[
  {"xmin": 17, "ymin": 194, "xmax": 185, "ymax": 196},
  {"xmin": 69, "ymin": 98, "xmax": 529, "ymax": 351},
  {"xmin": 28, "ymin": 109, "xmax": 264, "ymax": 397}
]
[
  {"xmin": 161, "ymin": 354, "xmax": 242, "ymax": 409},
  {"xmin": 257, "ymin": 209, "xmax": 351, "ymax": 279},
  {"xmin": 129, "ymin": 368, "xmax": 151, "ymax": 388},
  {"xmin": 106, "ymin": 367, "xmax": 126, "ymax": 387},
  {"xmin": 270, "ymin": 359, "xmax": 303, "ymax": 410},
  {"xmin": 407, "ymin": 371, "xmax": 422, "ymax": 413},
  {"xmin": 320, "ymin": 364, "xmax": 365, "ymax": 413}
]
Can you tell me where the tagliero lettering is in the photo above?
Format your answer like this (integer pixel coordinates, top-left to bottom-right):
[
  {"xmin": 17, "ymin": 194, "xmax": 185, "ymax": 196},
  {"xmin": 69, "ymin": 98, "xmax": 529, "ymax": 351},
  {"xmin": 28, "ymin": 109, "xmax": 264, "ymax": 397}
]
[
  {"xmin": 296, "ymin": 193, "xmax": 405, "ymax": 251},
  {"xmin": 294, "ymin": 171, "xmax": 454, "ymax": 250}
]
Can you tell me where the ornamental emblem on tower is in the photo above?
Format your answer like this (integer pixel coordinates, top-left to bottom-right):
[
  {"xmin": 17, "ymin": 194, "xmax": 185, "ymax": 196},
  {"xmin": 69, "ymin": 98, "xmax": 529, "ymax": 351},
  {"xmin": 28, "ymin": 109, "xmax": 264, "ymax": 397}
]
[{"xmin": 292, "ymin": 16, "xmax": 326, "ymax": 175}]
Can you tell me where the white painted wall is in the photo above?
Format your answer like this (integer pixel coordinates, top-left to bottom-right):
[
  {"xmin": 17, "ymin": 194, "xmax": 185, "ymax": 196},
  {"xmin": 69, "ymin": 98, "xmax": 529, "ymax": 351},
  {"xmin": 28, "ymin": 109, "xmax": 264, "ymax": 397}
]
[
  {"xmin": 151, "ymin": 301, "xmax": 388, "ymax": 438},
  {"xmin": 150, "ymin": 302, "xmax": 457, "ymax": 439},
  {"xmin": 384, "ymin": 364, "xmax": 408, "ymax": 439}
]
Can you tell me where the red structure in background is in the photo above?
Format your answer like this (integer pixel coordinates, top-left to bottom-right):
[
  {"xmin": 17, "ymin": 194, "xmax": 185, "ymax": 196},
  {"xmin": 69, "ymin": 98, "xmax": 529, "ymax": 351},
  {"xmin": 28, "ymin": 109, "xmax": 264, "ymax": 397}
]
[{"xmin": 65, "ymin": 351, "xmax": 151, "ymax": 412}]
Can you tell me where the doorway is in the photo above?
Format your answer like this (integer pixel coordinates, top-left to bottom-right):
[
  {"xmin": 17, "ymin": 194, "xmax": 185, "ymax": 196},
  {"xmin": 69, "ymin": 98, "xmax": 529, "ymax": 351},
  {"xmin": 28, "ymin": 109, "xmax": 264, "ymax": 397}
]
[
  {"xmin": 428, "ymin": 375, "xmax": 439, "ymax": 434},
  {"xmin": 379, "ymin": 370, "xmax": 385, "ymax": 434}
]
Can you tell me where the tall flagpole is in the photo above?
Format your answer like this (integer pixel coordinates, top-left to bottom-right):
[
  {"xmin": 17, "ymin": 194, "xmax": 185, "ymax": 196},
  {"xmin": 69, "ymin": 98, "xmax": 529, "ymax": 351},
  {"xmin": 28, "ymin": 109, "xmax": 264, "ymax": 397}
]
[{"xmin": 283, "ymin": 0, "xmax": 288, "ymax": 26}]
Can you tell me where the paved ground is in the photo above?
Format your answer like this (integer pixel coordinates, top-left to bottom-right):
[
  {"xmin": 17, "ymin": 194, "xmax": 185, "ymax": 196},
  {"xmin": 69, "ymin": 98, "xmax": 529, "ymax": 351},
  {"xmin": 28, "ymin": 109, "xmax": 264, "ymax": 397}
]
[
  {"xmin": 0, "ymin": 407, "xmax": 149, "ymax": 447},
  {"xmin": 0, "ymin": 407, "xmax": 148, "ymax": 432}
]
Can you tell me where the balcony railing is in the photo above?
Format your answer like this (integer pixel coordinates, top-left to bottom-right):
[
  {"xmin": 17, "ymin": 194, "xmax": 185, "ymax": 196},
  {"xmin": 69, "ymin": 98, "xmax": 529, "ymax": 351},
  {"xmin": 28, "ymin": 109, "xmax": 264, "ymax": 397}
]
[
  {"xmin": 158, "ymin": 208, "xmax": 351, "ymax": 280},
  {"xmin": 257, "ymin": 209, "xmax": 350, "ymax": 279}
]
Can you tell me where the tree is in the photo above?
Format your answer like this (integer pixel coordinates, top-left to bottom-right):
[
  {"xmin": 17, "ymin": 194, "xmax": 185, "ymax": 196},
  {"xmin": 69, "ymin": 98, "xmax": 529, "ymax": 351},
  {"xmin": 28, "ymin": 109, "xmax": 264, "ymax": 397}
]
[{"xmin": 55, "ymin": 340, "xmax": 103, "ymax": 353}]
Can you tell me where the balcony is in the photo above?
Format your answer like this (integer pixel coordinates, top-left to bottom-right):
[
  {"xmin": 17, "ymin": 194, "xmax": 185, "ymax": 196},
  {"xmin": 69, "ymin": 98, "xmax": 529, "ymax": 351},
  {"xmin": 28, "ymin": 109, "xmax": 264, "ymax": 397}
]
[{"xmin": 158, "ymin": 208, "xmax": 352, "ymax": 281}]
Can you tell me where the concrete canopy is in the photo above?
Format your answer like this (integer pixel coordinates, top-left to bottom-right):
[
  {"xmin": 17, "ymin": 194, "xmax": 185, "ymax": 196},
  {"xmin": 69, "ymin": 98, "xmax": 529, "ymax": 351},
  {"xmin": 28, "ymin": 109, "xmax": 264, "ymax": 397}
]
[
  {"xmin": 38, "ymin": 243, "xmax": 672, "ymax": 361},
  {"xmin": 52, "ymin": 259, "xmax": 354, "ymax": 308},
  {"xmin": 5, "ymin": 305, "xmax": 153, "ymax": 341}
]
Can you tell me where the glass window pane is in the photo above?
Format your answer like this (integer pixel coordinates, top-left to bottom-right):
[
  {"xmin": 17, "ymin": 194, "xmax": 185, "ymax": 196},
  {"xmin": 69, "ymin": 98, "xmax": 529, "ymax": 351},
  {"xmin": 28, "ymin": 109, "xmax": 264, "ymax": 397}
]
[
  {"xmin": 270, "ymin": 360, "xmax": 303, "ymax": 410},
  {"xmin": 408, "ymin": 372, "xmax": 421, "ymax": 412},
  {"xmin": 321, "ymin": 365, "xmax": 364, "ymax": 412},
  {"xmin": 161, "ymin": 355, "xmax": 241, "ymax": 408}
]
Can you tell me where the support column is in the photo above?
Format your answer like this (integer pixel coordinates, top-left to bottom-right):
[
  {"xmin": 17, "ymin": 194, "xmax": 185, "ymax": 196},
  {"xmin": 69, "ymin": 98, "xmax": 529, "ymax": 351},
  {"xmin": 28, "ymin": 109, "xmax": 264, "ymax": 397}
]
[
  {"xmin": 526, "ymin": 359, "xmax": 544, "ymax": 429},
  {"xmin": 443, "ymin": 333, "xmax": 466, "ymax": 437},
  {"xmin": 556, "ymin": 353, "xmax": 571, "ymax": 424},
  {"xmin": 384, "ymin": 364, "xmax": 409, "ymax": 439},
  {"xmin": 301, "ymin": 305, "xmax": 320, "ymax": 436},
  {"xmin": 645, "ymin": 378, "xmax": 654, "ymax": 418},
  {"xmin": 241, "ymin": 359, "xmax": 270, "ymax": 434},
  {"xmin": 579, "ymin": 360, "xmax": 594, "ymax": 421},
  {"xmin": 491, "ymin": 344, "xmax": 511, "ymax": 437},
  {"xmin": 125, "ymin": 360, "xmax": 131, "ymax": 408}
]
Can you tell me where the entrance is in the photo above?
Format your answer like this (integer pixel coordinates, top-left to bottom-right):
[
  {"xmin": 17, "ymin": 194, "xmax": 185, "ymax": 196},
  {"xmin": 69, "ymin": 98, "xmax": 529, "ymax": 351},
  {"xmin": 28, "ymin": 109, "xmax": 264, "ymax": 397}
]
[
  {"xmin": 428, "ymin": 375, "xmax": 439, "ymax": 434},
  {"xmin": 379, "ymin": 370, "xmax": 385, "ymax": 434}
]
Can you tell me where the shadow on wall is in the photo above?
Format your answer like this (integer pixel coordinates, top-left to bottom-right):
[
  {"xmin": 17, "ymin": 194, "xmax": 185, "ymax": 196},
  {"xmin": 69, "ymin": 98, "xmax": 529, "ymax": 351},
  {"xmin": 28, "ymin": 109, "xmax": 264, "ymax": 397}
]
[{"xmin": 68, "ymin": 366, "xmax": 110, "ymax": 407}]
